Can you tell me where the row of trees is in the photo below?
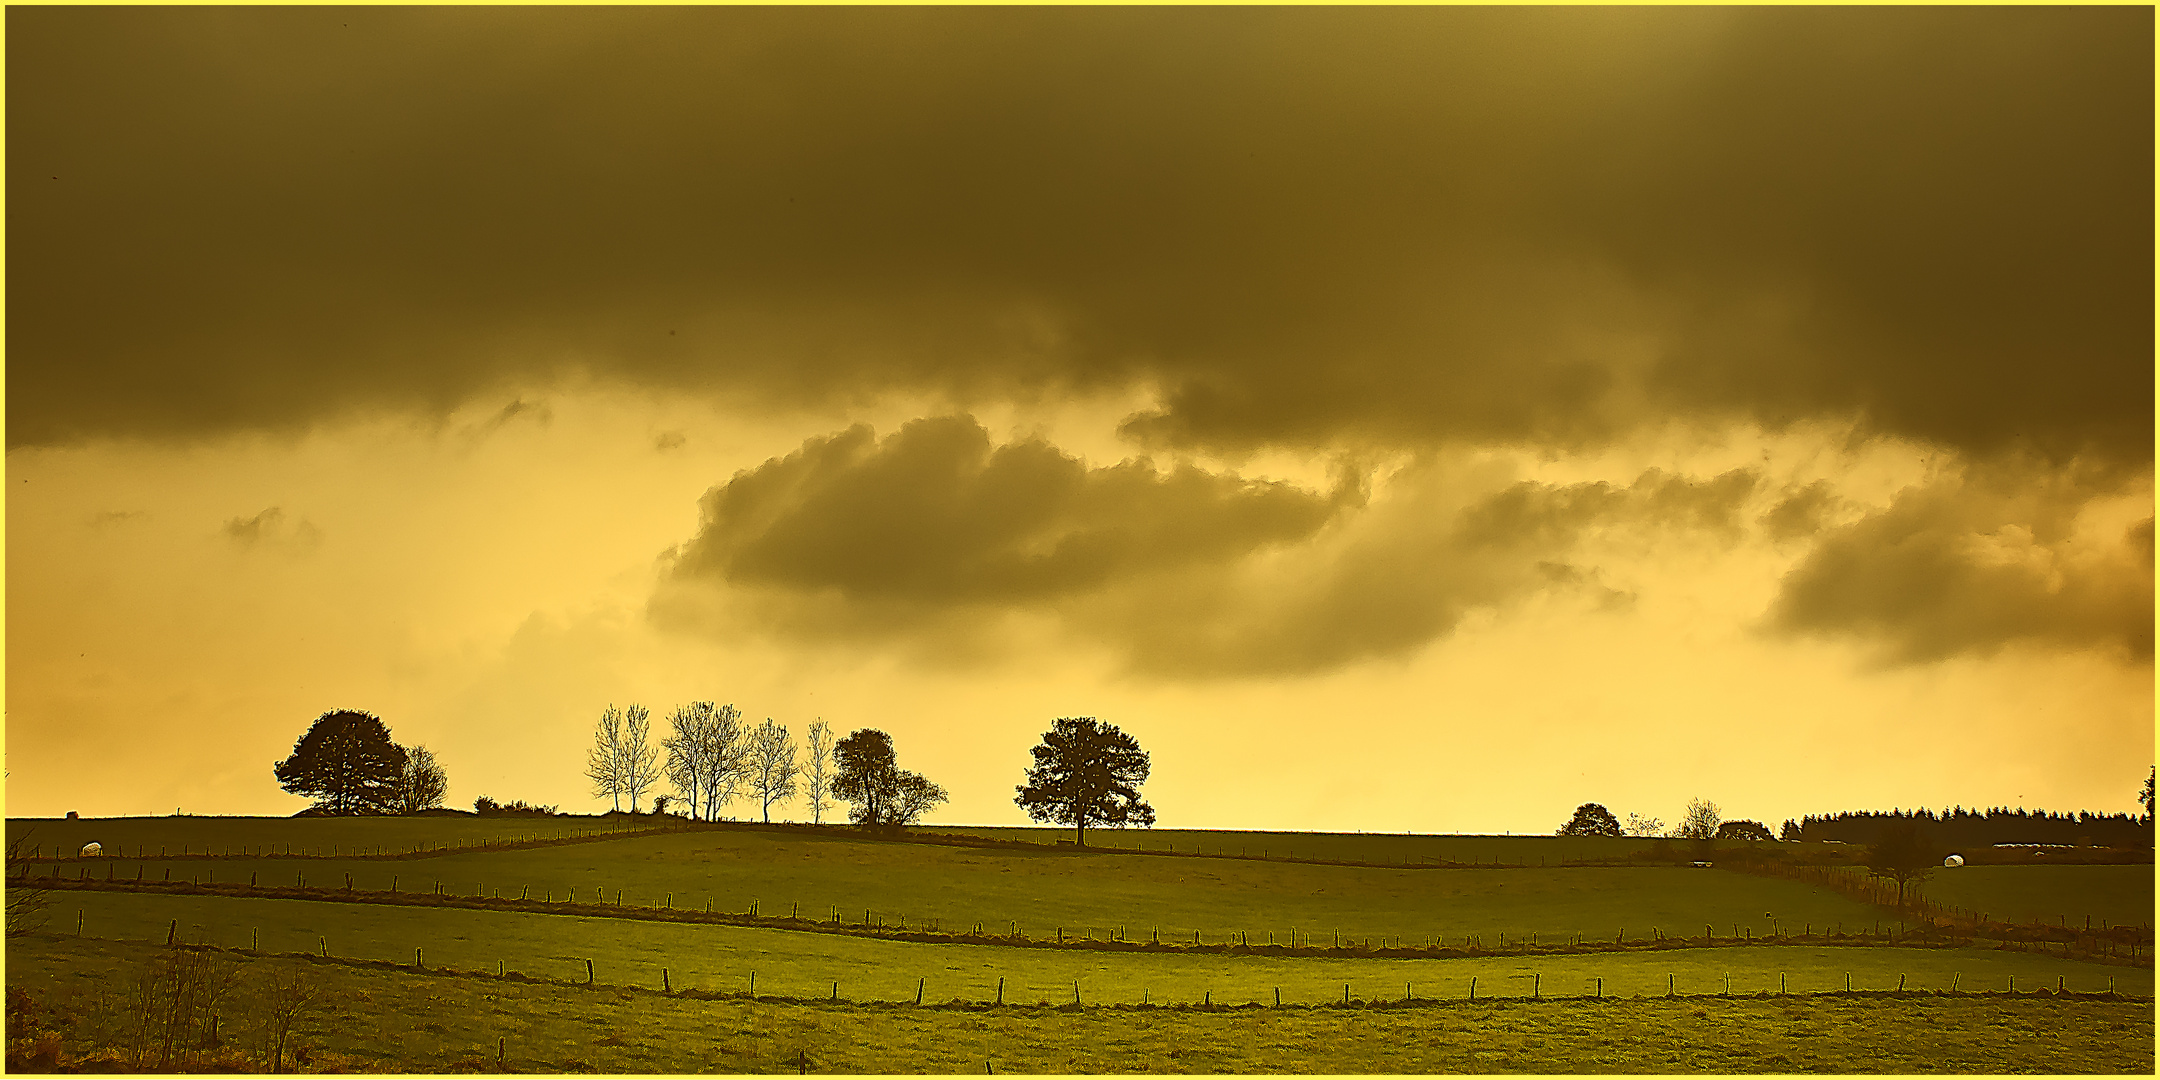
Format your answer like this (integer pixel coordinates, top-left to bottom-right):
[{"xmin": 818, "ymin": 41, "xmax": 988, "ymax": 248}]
[
  {"xmin": 585, "ymin": 703, "xmax": 835, "ymax": 823},
  {"xmin": 1783, "ymin": 805, "xmax": 2154, "ymax": 848},
  {"xmin": 1558, "ymin": 799, "xmax": 1771, "ymax": 842},
  {"xmin": 272, "ymin": 711, "xmax": 448, "ymax": 816}
]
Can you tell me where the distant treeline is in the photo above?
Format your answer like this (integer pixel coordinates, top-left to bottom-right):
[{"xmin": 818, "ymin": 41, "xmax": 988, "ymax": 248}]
[{"xmin": 1786, "ymin": 808, "xmax": 2155, "ymax": 849}]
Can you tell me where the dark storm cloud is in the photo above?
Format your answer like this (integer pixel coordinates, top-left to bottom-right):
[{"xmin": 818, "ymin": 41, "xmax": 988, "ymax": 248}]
[
  {"xmin": 658, "ymin": 415, "xmax": 1349, "ymax": 608},
  {"xmin": 655, "ymin": 426, "xmax": 1764, "ymax": 675},
  {"xmin": 1765, "ymin": 463, "xmax": 2154, "ymax": 664},
  {"xmin": 8, "ymin": 7, "xmax": 2148, "ymax": 460},
  {"xmin": 1759, "ymin": 481, "xmax": 1844, "ymax": 543}
]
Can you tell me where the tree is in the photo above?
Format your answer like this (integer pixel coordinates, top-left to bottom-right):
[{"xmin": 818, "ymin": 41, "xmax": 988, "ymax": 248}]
[
  {"xmin": 1674, "ymin": 798, "xmax": 1722, "ymax": 840},
  {"xmin": 1779, "ymin": 819, "xmax": 1802, "ymax": 842},
  {"xmin": 586, "ymin": 706, "xmax": 627, "ymax": 812},
  {"xmin": 832, "ymin": 729, "xmax": 946, "ymax": 830},
  {"xmin": 1623, "ymin": 812, "xmax": 1664, "ymax": 838},
  {"xmin": 1715, "ymin": 819, "xmax": 1774, "ymax": 842},
  {"xmin": 1557, "ymin": 803, "xmax": 1622, "ymax": 837},
  {"xmin": 2141, "ymin": 766, "xmax": 2155, "ymax": 820},
  {"xmin": 803, "ymin": 718, "xmax": 835, "ymax": 825},
  {"xmin": 392, "ymin": 745, "xmax": 448, "ymax": 814},
  {"xmin": 618, "ymin": 704, "xmax": 661, "ymax": 813},
  {"xmin": 273, "ymin": 710, "xmax": 407, "ymax": 815},
  {"xmin": 1014, "ymin": 717, "xmax": 1156, "ymax": 847},
  {"xmin": 664, "ymin": 701, "xmax": 746, "ymax": 820},
  {"xmin": 746, "ymin": 718, "xmax": 800, "ymax": 823},
  {"xmin": 1864, "ymin": 818, "xmax": 1937, "ymax": 912}
]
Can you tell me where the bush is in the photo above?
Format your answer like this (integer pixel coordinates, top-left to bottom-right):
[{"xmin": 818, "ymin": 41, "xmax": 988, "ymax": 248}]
[{"xmin": 474, "ymin": 795, "xmax": 559, "ymax": 817}]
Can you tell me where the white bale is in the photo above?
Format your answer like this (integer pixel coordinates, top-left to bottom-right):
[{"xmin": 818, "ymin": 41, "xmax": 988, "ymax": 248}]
[
  {"xmin": 1942, "ymin": 853, "xmax": 1964, "ymax": 867},
  {"xmin": 79, "ymin": 842, "xmax": 103, "ymax": 858}
]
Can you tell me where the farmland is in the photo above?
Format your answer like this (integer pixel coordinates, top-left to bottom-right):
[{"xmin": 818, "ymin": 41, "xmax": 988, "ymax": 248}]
[{"xmin": 7, "ymin": 815, "xmax": 2153, "ymax": 1072}]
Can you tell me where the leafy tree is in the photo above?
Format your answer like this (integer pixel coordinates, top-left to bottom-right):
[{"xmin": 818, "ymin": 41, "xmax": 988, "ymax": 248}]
[
  {"xmin": 1557, "ymin": 802, "xmax": 1621, "ymax": 837},
  {"xmin": 393, "ymin": 745, "xmax": 449, "ymax": 814},
  {"xmin": 803, "ymin": 718, "xmax": 835, "ymax": 825},
  {"xmin": 2141, "ymin": 766, "xmax": 2155, "ymax": 820},
  {"xmin": 832, "ymin": 729, "xmax": 946, "ymax": 830},
  {"xmin": 746, "ymin": 718, "xmax": 800, "ymax": 823},
  {"xmin": 1864, "ymin": 818, "xmax": 1937, "ymax": 912},
  {"xmin": 1014, "ymin": 717, "xmax": 1156, "ymax": 847},
  {"xmin": 1779, "ymin": 818, "xmax": 1802, "ymax": 842},
  {"xmin": 1715, "ymin": 819, "xmax": 1774, "ymax": 842},
  {"xmin": 273, "ymin": 710, "xmax": 407, "ymax": 815},
  {"xmin": 1674, "ymin": 797, "xmax": 1722, "ymax": 840}
]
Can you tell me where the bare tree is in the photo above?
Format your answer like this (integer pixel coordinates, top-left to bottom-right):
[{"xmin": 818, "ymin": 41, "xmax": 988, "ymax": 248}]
[
  {"xmin": 804, "ymin": 718, "xmax": 834, "ymax": 825},
  {"xmin": 619, "ymin": 704, "xmax": 661, "ymax": 813},
  {"xmin": 256, "ymin": 960, "xmax": 319, "ymax": 1073},
  {"xmin": 392, "ymin": 745, "xmax": 449, "ymax": 814},
  {"xmin": 1623, "ymin": 812, "xmax": 1664, "ymax": 838},
  {"xmin": 586, "ymin": 705, "xmax": 626, "ymax": 812},
  {"xmin": 746, "ymin": 718, "xmax": 800, "ymax": 823},
  {"xmin": 5, "ymin": 829, "xmax": 50, "ymax": 936},
  {"xmin": 1674, "ymin": 797, "xmax": 1722, "ymax": 841},
  {"xmin": 663, "ymin": 701, "xmax": 747, "ymax": 821}
]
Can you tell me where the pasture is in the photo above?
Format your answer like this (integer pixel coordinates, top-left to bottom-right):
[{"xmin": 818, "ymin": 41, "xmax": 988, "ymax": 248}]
[
  {"xmin": 29, "ymin": 827, "xmax": 1895, "ymax": 944},
  {"xmin": 32, "ymin": 891, "xmax": 2152, "ymax": 1004},
  {"xmin": 1920, "ymin": 864, "xmax": 2154, "ymax": 930},
  {"xmin": 6, "ymin": 934, "xmax": 2151, "ymax": 1074}
]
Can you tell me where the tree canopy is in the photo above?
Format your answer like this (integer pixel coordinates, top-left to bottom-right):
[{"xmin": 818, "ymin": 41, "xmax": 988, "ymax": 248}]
[
  {"xmin": 393, "ymin": 745, "xmax": 449, "ymax": 814},
  {"xmin": 1864, "ymin": 818, "xmax": 1938, "ymax": 912},
  {"xmin": 1014, "ymin": 716, "xmax": 1155, "ymax": 847},
  {"xmin": 831, "ymin": 728, "xmax": 945, "ymax": 830},
  {"xmin": 1557, "ymin": 802, "xmax": 1621, "ymax": 837},
  {"xmin": 273, "ymin": 710, "xmax": 407, "ymax": 815},
  {"xmin": 1714, "ymin": 819, "xmax": 1774, "ymax": 842}
]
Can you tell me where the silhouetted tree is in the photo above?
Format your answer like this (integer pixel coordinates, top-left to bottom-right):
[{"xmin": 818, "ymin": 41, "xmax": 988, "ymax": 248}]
[
  {"xmin": 1674, "ymin": 797, "xmax": 1722, "ymax": 840},
  {"xmin": 1624, "ymin": 812, "xmax": 1664, "ymax": 838},
  {"xmin": 2142, "ymin": 766, "xmax": 2155, "ymax": 820},
  {"xmin": 618, "ymin": 705, "xmax": 661, "ymax": 813},
  {"xmin": 1865, "ymin": 818, "xmax": 1937, "ymax": 912},
  {"xmin": 804, "ymin": 718, "xmax": 835, "ymax": 825},
  {"xmin": 1558, "ymin": 803, "xmax": 1622, "ymax": 837},
  {"xmin": 832, "ymin": 729, "xmax": 946, "ymax": 830},
  {"xmin": 393, "ymin": 745, "xmax": 448, "ymax": 814},
  {"xmin": 1715, "ymin": 819, "xmax": 1774, "ymax": 842},
  {"xmin": 273, "ymin": 710, "xmax": 406, "ymax": 815},
  {"xmin": 1779, "ymin": 819, "xmax": 1802, "ymax": 842},
  {"xmin": 586, "ymin": 706, "xmax": 627, "ymax": 812},
  {"xmin": 1013, "ymin": 717, "xmax": 1156, "ymax": 847},
  {"xmin": 663, "ymin": 701, "xmax": 746, "ymax": 820},
  {"xmin": 746, "ymin": 717, "xmax": 799, "ymax": 823}
]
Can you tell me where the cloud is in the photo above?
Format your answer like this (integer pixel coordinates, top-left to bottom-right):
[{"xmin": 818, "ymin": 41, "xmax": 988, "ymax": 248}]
[
  {"xmin": 655, "ymin": 415, "xmax": 1349, "ymax": 615},
  {"xmin": 222, "ymin": 506, "xmax": 323, "ymax": 552},
  {"xmin": 653, "ymin": 423, "xmax": 1765, "ymax": 676},
  {"xmin": 1757, "ymin": 480, "xmax": 1844, "ymax": 542},
  {"xmin": 1764, "ymin": 460, "xmax": 2154, "ymax": 663},
  {"xmin": 6, "ymin": 7, "xmax": 2147, "ymax": 467},
  {"xmin": 88, "ymin": 509, "xmax": 149, "ymax": 529},
  {"xmin": 653, "ymin": 430, "xmax": 687, "ymax": 452}
]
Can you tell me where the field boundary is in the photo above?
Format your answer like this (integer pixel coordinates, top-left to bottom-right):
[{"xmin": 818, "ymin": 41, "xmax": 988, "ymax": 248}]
[
  {"xmin": 17, "ymin": 931, "xmax": 2151, "ymax": 1009},
  {"xmin": 29, "ymin": 875, "xmax": 2151, "ymax": 967}
]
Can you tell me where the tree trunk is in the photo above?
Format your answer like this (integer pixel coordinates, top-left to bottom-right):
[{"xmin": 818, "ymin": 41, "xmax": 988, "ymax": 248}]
[{"xmin": 1076, "ymin": 819, "xmax": 1085, "ymax": 848}]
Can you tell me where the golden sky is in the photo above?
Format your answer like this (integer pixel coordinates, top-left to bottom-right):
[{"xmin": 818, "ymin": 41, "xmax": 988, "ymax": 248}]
[{"xmin": 7, "ymin": 7, "xmax": 2152, "ymax": 831}]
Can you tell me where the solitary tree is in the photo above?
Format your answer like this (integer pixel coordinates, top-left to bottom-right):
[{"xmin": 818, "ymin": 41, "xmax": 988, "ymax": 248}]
[
  {"xmin": 803, "ymin": 718, "xmax": 835, "ymax": 825},
  {"xmin": 1013, "ymin": 717, "xmax": 1156, "ymax": 847},
  {"xmin": 1557, "ymin": 803, "xmax": 1622, "ymax": 837},
  {"xmin": 746, "ymin": 718, "xmax": 800, "ymax": 823},
  {"xmin": 273, "ymin": 710, "xmax": 407, "ymax": 815},
  {"xmin": 1864, "ymin": 818, "xmax": 1937, "ymax": 912},
  {"xmin": 393, "ymin": 745, "xmax": 449, "ymax": 814},
  {"xmin": 1674, "ymin": 798, "xmax": 1722, "ymax": 841},
  {"xmin": 832, "ymin": 729, "xmax": 946, "ymax": 830}
]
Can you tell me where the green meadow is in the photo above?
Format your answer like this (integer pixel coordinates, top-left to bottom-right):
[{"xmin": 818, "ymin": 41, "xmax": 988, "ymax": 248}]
[
  {"xmin": 1920, "ymin": 864, "xmax": 2154, "ymax": 929},
  {"xmin": 8, "ymin": 815, "xmax": 2152, "ymax": 1072},
  {"xmin": 33, "ymin": 826, "xmax": 1893, "ymax": 944},
  {"xmin": 6, "ymin": 934, "xmax": 2150, "ymax": 1074}
]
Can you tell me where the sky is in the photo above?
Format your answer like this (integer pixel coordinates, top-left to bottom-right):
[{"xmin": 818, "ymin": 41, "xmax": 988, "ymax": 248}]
[{"xmin": 6, "ymin": 7, "xmax": 2153, "ymax": 833}]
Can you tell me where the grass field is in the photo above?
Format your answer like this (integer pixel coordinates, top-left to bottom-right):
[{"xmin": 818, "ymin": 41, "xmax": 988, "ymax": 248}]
[
  {"xmin": 6, "ymin": 815, "xmax": 651, "ymax": 859},
  {"xmin": 33, "ymin": 828, "xmax": 1897, "ymax": 944},
  {"xmin": 7, "ymin": 934, "xmax": 2150, "ymax": 1073},
  {"xmin": 30, "ymin": 892, "xmax": 2150, "ymax": 1004},
  {"xmin": 1920, "ymin": 864, "xmax": 2155, "ymax": 929}
]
